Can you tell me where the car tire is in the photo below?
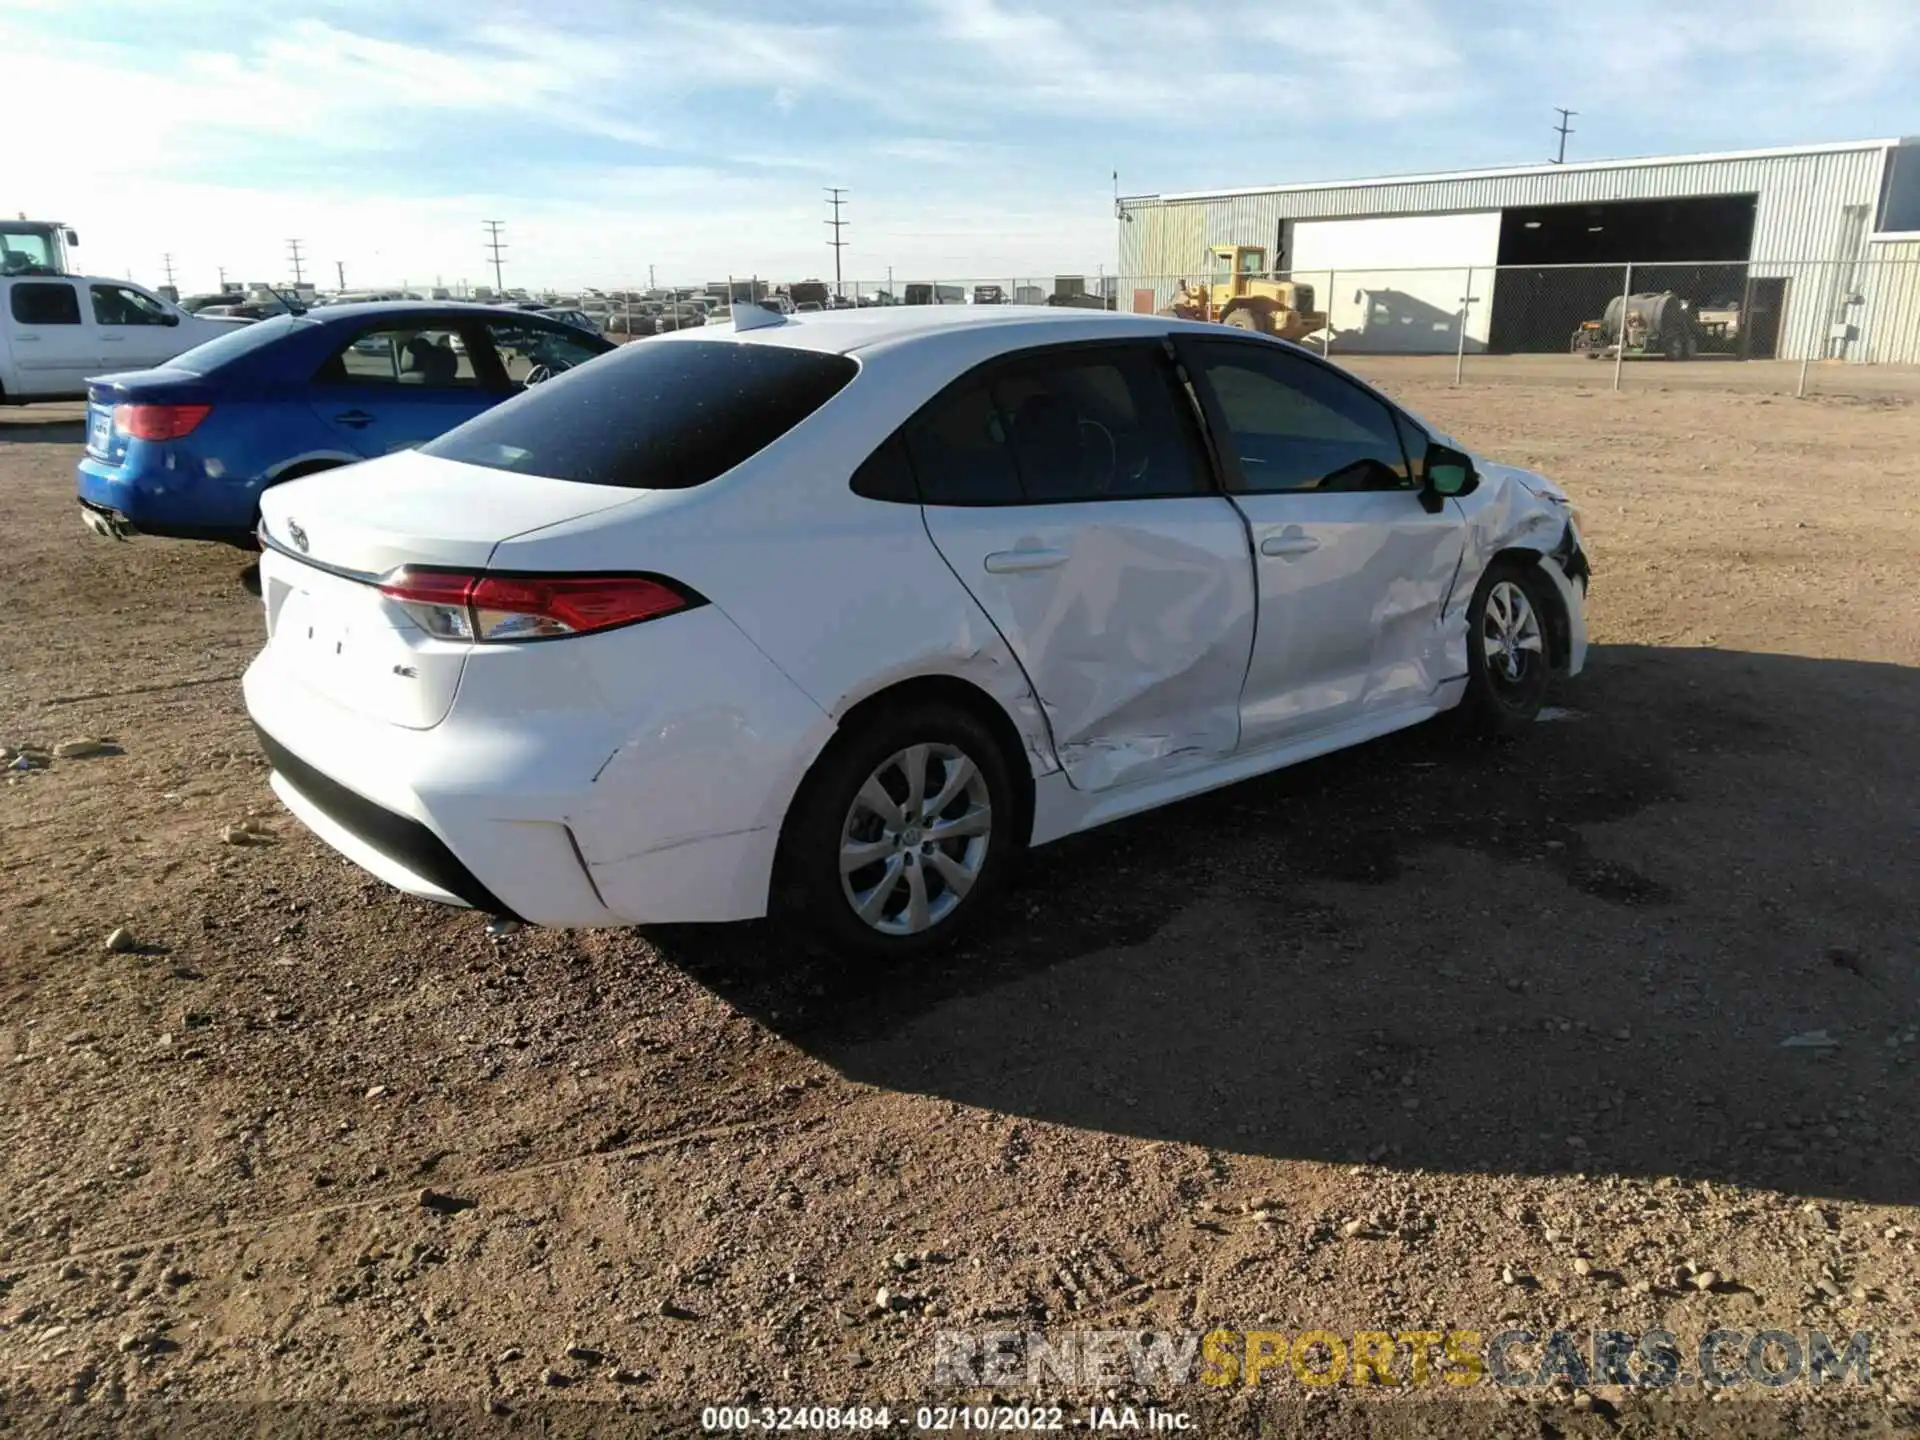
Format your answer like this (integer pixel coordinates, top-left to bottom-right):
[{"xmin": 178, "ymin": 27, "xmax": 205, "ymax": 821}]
[
  {"xmin": 1459, "ymin": 558, "xmax": 1556, "ymax": 736},
  {"xmin": 776, "ymin": 702, "xmax": 1018, "ymax": 960}
]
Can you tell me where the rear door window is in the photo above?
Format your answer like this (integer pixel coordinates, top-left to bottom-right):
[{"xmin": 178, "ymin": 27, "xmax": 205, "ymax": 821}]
[
  {"xmin": 423, "ymin": 340, "xmax": 858, "ymax": 488},
  {"xmin": 481, "ymin": 318, "xmax": 607, "ymax": 384},
  {"xmin": 9, "ymin": 282, "xmax": 82, "ymax": 326},
  {"xmin": 901, "ymin": 383, "xmax": 1023, "ymax": 505},
  {"xmin": 892, "ymin": 342, "xmax": 1208, "ymax": 506},
  {"xmin": 316, "ymin": 326, "xmax": 479, "ymax": 388},
  {"xmin": 985, "ymin": 345, "xmax": 1207, "ymax": 502}
]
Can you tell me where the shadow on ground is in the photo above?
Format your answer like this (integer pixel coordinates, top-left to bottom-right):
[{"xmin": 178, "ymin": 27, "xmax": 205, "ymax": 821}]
[
  {"xmin": 0, "ymin": 419, "xmax": 84, "ymax": 445},
  {"xmin": 654, "ymin": 644, "xmax": 1920, "ymax": 1205}
]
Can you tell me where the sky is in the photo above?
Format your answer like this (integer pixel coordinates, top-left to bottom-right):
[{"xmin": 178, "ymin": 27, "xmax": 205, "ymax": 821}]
[{"xmin": 4, "ymin": 0, "xmax": 1915, "ymax": 294}]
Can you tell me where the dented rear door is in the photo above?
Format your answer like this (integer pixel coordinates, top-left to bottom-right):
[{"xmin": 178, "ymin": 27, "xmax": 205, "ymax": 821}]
[{"xmin": 912, "ymin": 340, "xmax": 1256, "ymax": 793}]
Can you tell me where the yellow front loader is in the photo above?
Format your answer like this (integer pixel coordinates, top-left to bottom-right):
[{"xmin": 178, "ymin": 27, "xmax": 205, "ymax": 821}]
[{"xmin": 1162, "ymin": 245, "xmax": 1327, "ymax": 341}]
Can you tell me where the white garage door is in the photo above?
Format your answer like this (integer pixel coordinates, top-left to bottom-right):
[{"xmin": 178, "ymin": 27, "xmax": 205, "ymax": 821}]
[{"xmin": 1290, "ymin": 212, "xmax": 1501, "ymax": 353}]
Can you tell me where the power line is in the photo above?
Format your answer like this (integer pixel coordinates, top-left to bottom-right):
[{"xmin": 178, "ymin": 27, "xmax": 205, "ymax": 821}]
[
  {"xmin": 483, "ymin": 220, "xmax": 507, "ymax": 294},
  {"xmin": 286, "ymin": 238, "xmax": 306, "ymax": 286},
  {"xmin": 1551, "ymin": 107, "xmax": 1578, "ymax": 164},
  {"xmin": 824, "ymin": 188, "xmax": 849, "ymax": 299}
]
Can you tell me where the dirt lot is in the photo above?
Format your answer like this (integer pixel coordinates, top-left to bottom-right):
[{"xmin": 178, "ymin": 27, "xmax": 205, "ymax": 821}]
[{"xmin": 2, "ymin": 375, "xmax": 1918, "ymax": 1437}]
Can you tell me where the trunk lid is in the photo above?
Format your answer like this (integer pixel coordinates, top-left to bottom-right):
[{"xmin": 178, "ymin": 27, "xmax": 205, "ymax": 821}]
[{"xmin": 256, "ymin": 450, "xmax": 640, "ymax": 729}]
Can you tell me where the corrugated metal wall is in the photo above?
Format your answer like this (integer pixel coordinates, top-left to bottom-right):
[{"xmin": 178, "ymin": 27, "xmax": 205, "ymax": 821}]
[
  {"xmin": 1119, "ymin": 145, "xmax": 1901, "ymax": 360},
  {"xmin": 1859, "ymin": 240, "xmax": 1920, "ymax": 363}
]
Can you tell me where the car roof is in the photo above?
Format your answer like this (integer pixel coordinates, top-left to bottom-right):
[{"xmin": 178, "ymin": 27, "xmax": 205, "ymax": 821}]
[
  {"xmin": 301, "ymin": 300, "xmax": 571, "ymax": 326},
  {"xmin": 649, "ymin": 305, "xmax": 1198, "ymax": 358}
]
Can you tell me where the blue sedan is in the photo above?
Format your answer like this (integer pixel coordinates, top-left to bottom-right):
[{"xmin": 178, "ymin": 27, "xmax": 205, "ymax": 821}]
[{"xmin": 76, "ymin": 302, "xmax": 613, "ymax": 547}]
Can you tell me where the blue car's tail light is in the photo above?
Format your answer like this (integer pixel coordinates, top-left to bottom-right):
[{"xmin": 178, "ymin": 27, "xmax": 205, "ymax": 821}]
[{"xmin": 113, "ymin": 403, "xmax": 212, "ymax": 441}]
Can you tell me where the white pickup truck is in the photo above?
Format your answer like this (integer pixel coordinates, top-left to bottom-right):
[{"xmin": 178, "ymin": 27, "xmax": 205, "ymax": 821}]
[{"xmin": 0, "ymin": 275, "xmax": 249, "ymax": 404}]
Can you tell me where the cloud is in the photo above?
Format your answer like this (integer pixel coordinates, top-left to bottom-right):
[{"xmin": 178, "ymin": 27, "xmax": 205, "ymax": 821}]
[
  {"xmin": 2, "ymin": 0, "xmax": 1914, "ymax": 290},
  {"xmin": 1479, "ymin": 0, "xmax": 1920, "ymax": 137}
]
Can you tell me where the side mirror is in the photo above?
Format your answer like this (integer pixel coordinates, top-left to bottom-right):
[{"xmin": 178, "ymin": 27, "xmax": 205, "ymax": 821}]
[
  {"xmin": 163, "ymin": 312, "xmax": 180, "ymax": 327},
  {"xmin": 65, "ymin": 229, "xmax": 79, "ymax": 246},
  {"xmin": 1421, "ymin": 442, "xmax": 1478, "ymax": 511}
]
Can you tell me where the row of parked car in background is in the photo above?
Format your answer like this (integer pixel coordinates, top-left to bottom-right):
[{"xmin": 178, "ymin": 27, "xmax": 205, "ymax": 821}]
[{"xmin": 167, "ymin": 277, "xmax": 1121, "ymax": 338}]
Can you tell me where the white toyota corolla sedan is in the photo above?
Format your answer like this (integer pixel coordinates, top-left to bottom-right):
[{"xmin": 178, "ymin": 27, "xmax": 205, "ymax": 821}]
[{"xmin": 244, "ymin": 306, "xmax": 1589, "ymax": 957}]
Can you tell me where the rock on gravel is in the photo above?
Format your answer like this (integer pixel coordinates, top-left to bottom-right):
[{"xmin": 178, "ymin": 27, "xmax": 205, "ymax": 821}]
[{"xmin": 104, "ymin": 927, "xmax": 138, "ymax": 954}]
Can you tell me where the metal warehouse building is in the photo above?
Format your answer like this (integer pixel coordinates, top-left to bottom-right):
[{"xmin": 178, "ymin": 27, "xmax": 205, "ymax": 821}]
[{"xmin": 1118, "ymin": 138, "xmax": 1920, "ymax": 362}]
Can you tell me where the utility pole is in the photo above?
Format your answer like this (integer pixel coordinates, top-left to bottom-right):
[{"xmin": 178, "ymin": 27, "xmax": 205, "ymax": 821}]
[
  {"xmin": 162, "ymin": 253, "xmax": 176, "ymax": 290},
  {"xmin": 648, "ymin": 263, "xmax": 655, "ymax": 292},
  {"xmin": 824, "ymin": 187, "xmax": 849, "ymax": 299},
  {"xmin": 1551, "ymin": 108, "xmax": 1577, "ymax": 164},
  {"xmin": 286, "ymin": 238, "xmax": 306, "ymax": 286},
  {"xmin": 335, "ymin": 260, "xmax": 346, "ymax": 290},
  {"xmin": 483, "ymin": 220, "xmax": 507, "ymax": 294},
  {"xmin": 216, "ymin": 265, "xmax": 228, "ymax": 292}
]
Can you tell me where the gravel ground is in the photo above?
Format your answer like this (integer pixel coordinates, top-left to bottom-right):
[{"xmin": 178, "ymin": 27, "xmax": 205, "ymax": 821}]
[{"xmin": 2, "ymin": 372, "xmax": 1917, "ymax": 1437}]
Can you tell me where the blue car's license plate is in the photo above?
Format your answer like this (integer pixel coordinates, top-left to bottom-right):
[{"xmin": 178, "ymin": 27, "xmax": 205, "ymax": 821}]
[{"xmin": 86, "ymin": 410, "xmax": 113, "ymax": 458}]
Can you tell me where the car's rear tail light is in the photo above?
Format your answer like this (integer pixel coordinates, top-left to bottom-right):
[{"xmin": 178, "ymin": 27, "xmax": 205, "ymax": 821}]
[
  {"xmin": 112, "ymin": 403, "xmax": 212, "ymax": 441},
  {"xmin": 377, "ymin": 568, "xmax": 702, "ymax": 643},
  {"xmin": 377, "ymin": 569, "xmax": 478, "ymax": 640}
]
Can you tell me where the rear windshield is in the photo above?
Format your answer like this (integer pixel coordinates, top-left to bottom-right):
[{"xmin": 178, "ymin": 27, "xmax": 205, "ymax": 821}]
[
  {"xmin": 168, "ymin": 314, "xmax": 308, "ymax": 374},
  {"xmin": 421, "ymin": 340, "xmax": 858, "ymax": 489}
]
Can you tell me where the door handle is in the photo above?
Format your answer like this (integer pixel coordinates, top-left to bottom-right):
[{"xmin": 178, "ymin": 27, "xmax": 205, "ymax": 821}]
[
  {"xmin": 983, "ymin": 547, "xmax": 1067, "ymax": 574},
  {"xmin": 1260, "ymin": 533, "xmax": 1321, "ymax": 558},
  {"xmin": 100, "ymin": 335, "xmax": 126, "ymax": 343},
  {"xmin": 14, "ymin": 333, "xmax": 39, "ymax": 343},
  {"xmin": 333, "ymin": 410, "xmax": 375, "ymax": 429}
]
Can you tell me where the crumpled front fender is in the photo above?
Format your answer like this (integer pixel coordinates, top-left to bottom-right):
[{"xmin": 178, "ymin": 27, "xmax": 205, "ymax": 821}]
[{"xmin": 1446, "ymin": 461, "xmax": 1589, "ymax": 678}]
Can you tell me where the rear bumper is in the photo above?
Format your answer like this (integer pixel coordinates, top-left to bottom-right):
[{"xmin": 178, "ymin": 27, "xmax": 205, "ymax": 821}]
[
  {"xmin": 255, "ymin": 724, "xmax": 522, "ymax": 918},
  {"xmin": 244, "ymin": 672, "xmax": 622, "ymax": 926},
  {"xmin": 79, "ymin": 495, "xmax": 254, "ymax": 546},
  {"xmin": 241, "ymin": 600, "xmax": 834, "ymax": 927},
  {"xmin": 77, "ymin": 453, "xmax": 260, "ymax": 545}
]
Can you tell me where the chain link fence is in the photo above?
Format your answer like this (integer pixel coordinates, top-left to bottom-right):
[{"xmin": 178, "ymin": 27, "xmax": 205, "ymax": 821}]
[
  {"xmin": 556, "ymin": 258, "xmax": 1920, "ymax": 400},
  {"xmin": 1114, "ymin": 256, "xmax": 1920, "ymax": 399}
]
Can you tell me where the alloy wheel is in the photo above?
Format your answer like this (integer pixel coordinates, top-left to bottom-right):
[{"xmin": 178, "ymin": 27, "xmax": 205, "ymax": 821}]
[
  {"xmin": 1482, "ymin": 579, "xmax": 1545, "ymax": 690},
  {"xmin": 839, "ymin": 743, "xmax": 992, "ymax": 936}
]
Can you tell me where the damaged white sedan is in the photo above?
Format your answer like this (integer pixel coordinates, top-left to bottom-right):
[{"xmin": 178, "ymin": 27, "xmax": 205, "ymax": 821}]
[{"xmin": 244, "ymin": 306, "xmax": 1588, "ymax": 957}]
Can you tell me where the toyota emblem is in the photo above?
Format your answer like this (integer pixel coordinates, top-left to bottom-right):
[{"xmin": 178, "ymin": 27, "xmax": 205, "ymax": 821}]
[{"xmin": 287, "ymin": 519, "xmax": 309, "ymax": 553}]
